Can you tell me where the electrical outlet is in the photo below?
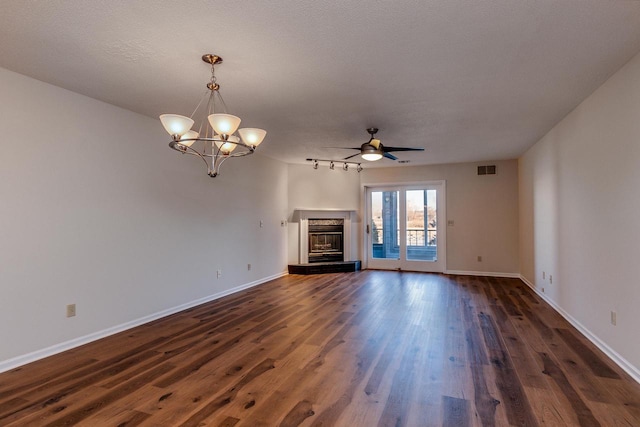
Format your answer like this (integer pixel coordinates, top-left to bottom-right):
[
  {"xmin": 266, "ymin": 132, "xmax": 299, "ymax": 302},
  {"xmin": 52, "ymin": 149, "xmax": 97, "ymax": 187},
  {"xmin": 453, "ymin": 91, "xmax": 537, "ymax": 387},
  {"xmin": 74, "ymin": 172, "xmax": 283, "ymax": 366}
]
[
  {"xmin": 66, "ymin": 304, "xmax": 76, "ymax": 318},
  {"xmin": 247, "ymin": 263, "xmax": 251, "ymax": 271},
  {"xmin": 217, "ymin": 269, "xmax": 222, "ymax": 279},
  {"xmin": 611, "ymin": 311, "xmax": 617, "ymax": 326},
  {"xmin": 447, "ymin": 220, "xmax": 454, "ymax": 226},
  {"xmin": 549, "ymin": 275, "xmax": 553, "ymax": 284},
  {"xmin": 542, "ymin": 271, "xmax": 546, "ymax": 280},
  {"xmin": 259, "ymin": 220, "xmax": 264, "ymax": 228},
  {"xmin": 541, "ymin": 287, "xmax": 545, "ymax": 293},
  {"xmin": 477, "ymin": 256, "xmax": 482, "ymax": 262}
]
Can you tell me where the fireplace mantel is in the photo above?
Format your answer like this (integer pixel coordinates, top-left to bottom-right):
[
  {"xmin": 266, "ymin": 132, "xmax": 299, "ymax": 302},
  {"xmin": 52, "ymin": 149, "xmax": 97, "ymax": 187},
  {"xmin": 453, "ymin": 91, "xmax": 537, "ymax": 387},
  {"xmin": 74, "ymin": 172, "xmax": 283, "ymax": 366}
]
[{"xmin": 294, "ymin": 209, "xmax": 356, "ymax": 264}]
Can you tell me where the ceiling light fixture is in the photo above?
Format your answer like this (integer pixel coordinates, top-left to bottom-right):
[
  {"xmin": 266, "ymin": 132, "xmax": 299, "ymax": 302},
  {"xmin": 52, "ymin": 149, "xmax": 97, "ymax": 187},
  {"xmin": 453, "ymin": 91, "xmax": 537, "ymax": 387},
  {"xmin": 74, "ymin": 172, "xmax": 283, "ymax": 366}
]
[
  {"xmin": 159, "ymin": 54, "xmax": 266, "ymax": 177},
  {"xmin": 360, "ymin": 138, "xmax": 383, "ymax": 161},
  {"xmin": 306, "ymin": 158, "xmax": 363, "ymax": 172},
  {"xmin": 336, "ymin": 128, "xmax": 424, "ymax": 162}
]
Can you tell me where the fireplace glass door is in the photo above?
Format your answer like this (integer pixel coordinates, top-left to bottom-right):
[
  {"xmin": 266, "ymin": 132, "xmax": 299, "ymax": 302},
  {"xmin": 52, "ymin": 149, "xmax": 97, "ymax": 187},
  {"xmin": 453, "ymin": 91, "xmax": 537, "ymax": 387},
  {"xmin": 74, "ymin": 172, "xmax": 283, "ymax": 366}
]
[{"xmin": 308, "ymin": 219, "xmax": 344, "ymax": 263}]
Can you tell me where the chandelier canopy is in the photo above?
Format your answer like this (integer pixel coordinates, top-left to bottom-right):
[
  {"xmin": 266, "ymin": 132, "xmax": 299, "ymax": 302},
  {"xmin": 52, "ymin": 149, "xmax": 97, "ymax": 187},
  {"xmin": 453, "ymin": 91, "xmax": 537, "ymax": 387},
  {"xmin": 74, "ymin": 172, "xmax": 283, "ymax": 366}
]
[{"xmin": 159, "ymin": 54, "xmax": 266, "ymax": 177}]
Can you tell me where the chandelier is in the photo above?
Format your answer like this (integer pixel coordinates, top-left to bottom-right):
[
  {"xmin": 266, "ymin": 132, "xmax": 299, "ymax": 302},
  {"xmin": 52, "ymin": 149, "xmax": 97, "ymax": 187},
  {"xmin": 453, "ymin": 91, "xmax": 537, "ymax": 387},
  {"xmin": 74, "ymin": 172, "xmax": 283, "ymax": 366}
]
[{"xmin": 159, "ymin": 54, "xmax": 267, "ymax": 177}]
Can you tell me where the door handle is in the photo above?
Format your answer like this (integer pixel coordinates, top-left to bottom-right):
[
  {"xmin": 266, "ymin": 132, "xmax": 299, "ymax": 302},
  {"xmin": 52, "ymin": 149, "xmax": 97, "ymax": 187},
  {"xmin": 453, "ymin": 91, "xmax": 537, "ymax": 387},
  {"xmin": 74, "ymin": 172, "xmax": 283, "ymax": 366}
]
[{"xmin": 366, "ymin": 224, "xmax": 370, "ymax": 234}]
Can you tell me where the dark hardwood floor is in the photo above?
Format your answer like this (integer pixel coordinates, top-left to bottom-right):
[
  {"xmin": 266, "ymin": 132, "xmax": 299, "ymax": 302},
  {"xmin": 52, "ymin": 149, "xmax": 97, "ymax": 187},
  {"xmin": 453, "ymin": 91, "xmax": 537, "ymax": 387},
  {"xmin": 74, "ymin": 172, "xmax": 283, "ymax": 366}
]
[{"xmin": 1, "ymin": 271, "xmax": 639, "ymax": 426}]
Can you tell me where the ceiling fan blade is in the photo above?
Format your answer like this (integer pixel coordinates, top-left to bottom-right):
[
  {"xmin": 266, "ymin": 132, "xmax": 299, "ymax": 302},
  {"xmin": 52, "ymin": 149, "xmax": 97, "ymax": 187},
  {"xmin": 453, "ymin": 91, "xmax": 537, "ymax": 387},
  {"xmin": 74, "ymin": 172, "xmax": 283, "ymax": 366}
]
[
  {"xmin": 382, "ymin": 146, "xmax": 425, "ymax": 152},
  {"xmin": 343, "ymin": 153, "xmax": 361, "ymax": 160},
  {"xmin": 383, "ymin": 152, "xmax": 398, "ymax": 161}
]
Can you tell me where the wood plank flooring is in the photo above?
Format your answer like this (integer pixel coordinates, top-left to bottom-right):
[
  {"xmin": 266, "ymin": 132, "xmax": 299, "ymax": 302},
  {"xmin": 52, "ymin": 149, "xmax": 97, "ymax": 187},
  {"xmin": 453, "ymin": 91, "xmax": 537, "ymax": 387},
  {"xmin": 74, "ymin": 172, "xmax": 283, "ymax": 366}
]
[{"xmin": 1, "ymin": 271, "xmax": 639, "ymax": 426}]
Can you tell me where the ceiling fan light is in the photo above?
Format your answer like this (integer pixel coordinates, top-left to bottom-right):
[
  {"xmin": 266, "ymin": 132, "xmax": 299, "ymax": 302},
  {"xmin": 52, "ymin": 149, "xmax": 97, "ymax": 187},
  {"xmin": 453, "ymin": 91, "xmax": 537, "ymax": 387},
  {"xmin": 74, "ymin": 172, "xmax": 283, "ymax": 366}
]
[
  {"xmin": 208, "ymin": 113, "xmax": 241, "ymax": 135},
  {"xmin": 362, "ymin": 152, "xmax": 383, "ymax": 161},
  {"xmin": 361, "ymin": 144, "xmax": 383, "ymax": 161},
  {"xmin": 160, "ymin": 114, "xmax": 194, "ymax": 138},
  {"xmin": 238, "ymin": 128, "xmax": 267, "ymax": 147}
]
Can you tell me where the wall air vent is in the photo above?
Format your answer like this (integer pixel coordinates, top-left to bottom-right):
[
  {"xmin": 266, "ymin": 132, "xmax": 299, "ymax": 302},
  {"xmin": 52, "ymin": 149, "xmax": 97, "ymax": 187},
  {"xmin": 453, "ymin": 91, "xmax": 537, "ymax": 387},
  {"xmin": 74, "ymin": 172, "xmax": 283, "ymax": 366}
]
[{"xmin": 477, "ymin": 165, "xmax": 497, "ymax": 175}]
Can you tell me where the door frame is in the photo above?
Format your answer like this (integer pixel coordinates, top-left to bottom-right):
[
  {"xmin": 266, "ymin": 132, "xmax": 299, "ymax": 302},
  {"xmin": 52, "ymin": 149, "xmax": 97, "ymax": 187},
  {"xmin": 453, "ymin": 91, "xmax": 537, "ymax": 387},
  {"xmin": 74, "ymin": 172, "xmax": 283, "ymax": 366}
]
[{"xmin": 362, "ymin": 180, "xmax": 447, "ymax": 272}]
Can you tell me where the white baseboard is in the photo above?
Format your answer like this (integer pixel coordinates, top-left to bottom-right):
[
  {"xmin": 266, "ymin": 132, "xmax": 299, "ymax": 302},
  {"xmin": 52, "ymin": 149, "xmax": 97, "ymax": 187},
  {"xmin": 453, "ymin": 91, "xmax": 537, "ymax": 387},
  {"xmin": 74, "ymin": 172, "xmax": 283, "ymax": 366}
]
[
  {"xmin": 519, "ymin": 274, "xmax": 640, "ymax": 384},
  {"xmin": 0, "ymin": 271, "xmax": 288, "ymax": 374},
  {"xmin": 445, "ymin": 269, "xmax": 520, "ymax": 278}
]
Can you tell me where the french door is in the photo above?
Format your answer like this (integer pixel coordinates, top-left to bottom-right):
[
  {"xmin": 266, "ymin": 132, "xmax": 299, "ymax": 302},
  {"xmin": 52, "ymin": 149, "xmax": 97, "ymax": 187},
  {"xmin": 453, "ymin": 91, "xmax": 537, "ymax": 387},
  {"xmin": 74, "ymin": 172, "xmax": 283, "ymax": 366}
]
[{"xmin": 366, "ymin": 182, "xmax": 446, "ymax": 272}]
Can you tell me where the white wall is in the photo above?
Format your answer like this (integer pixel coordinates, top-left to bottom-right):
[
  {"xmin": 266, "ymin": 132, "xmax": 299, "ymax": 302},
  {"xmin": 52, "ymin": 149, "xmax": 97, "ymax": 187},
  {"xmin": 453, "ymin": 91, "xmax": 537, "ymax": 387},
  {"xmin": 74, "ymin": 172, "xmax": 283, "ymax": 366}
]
[
  {"xmin": 0, "ymin": 67, "xmax": 288, "ymax": 368},
  {"xmin": 519, "ymin": 51, "xmax": 640, "ymax": 376},
  {"xmin": 361, "ymin": 160, "xmax": 520, "ymax": 274},
  {"xmin": 287, "ymin": 164, "xmax": 362, "ymax": 264}
]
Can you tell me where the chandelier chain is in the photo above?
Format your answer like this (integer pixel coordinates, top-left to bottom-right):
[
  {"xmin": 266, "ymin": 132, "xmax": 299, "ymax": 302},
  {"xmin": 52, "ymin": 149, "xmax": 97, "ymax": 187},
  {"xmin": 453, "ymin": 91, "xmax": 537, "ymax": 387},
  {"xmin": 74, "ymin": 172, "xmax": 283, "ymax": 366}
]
[{"xmin": 210, "ymin": 62, "xmax": 217, "ymax": 86}]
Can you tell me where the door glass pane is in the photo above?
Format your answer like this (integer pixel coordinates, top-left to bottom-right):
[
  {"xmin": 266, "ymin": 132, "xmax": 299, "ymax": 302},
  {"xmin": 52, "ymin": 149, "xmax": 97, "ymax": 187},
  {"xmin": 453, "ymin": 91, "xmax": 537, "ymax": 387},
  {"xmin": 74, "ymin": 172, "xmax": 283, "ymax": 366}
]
[
  {"xmin": 406, "ymin": 189, "xmax": 437, "ymax": 261},
  {"xmin": 371, "ymin": 190, "xmax": 399, "ymax": 259}
]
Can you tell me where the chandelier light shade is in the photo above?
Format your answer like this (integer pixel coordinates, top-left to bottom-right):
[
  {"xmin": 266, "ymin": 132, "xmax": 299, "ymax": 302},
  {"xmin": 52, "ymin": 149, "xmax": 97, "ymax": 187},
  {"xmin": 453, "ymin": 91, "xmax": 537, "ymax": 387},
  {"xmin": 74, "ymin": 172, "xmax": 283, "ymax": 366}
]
[
  {"xmin": 215, "ymin": 135, "xmax": 239, "ymax": 154},
  {"xmin": 160, "ymin": 114, "xmax": 195, "ymax": 138},
  {"xmin": 179, "ymin": 130, "xmax": 199, "ymax": 147},
  {"xmin": 238, "ymin": 128, "xmax": 267, "ymax": 147},
  {"xmin": 208, "ymin": 113, "xmax": 242, "ymax": 135},
  {"xmin": 160, "ymin": 53, "xmax": 266, "ymax": 177}
]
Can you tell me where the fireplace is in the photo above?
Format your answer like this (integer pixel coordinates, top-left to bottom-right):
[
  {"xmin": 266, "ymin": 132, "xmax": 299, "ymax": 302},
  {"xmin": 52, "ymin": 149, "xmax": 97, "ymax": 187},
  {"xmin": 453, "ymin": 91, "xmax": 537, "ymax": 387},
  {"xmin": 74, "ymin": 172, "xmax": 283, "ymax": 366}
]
[
  {"xmin": 308, "ymin": 219, "xmax": 344, "ymax": 263},
  {"xmin": 295, "ymin": 209, "xmax": 354, "ymax": 265},
  {"xmin": 290, "ymin": 209, "xmax": 360, "ymax": 273}
]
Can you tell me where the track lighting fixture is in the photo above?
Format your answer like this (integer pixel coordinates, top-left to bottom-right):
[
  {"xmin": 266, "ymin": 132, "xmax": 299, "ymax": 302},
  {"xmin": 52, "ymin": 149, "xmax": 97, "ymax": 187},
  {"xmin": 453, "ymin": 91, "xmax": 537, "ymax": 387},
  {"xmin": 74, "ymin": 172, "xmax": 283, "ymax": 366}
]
[{"xmin": 306, "ymin": 158, "xmax": 362, "ymax": 172}]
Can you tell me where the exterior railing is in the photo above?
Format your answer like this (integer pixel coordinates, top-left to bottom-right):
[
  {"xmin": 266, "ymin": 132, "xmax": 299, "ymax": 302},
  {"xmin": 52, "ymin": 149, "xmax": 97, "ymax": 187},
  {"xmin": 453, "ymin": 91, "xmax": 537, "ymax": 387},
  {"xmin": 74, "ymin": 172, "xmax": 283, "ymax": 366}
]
[{"xmin": 372, "ymin": 228, "xmax": 436, "ymax": 246}]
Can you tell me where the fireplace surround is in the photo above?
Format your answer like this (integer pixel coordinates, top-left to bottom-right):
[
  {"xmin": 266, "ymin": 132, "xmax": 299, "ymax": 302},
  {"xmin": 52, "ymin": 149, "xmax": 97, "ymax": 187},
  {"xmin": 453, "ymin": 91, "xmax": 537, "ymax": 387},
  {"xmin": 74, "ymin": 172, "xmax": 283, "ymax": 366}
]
[{"xmin": 295, "ymin": 209, "xmax": 355, "ymax": 264}]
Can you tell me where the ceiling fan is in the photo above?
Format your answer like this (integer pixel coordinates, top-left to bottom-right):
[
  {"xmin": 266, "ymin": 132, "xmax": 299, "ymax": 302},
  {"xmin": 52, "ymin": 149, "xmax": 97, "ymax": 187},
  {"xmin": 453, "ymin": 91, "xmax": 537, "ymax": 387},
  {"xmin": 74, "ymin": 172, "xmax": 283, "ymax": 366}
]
[{"xmin": 336, "ymin": 128, "xmax": 425, "ymax": 161}]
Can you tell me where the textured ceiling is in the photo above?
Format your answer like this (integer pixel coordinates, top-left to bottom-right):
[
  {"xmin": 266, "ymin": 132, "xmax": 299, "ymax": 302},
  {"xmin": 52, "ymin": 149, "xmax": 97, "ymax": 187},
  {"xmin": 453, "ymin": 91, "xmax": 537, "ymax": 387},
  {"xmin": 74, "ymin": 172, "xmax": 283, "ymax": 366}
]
[{"xmin": 2, "ymin": 0, "xmax": 640, "ymax": 167}]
